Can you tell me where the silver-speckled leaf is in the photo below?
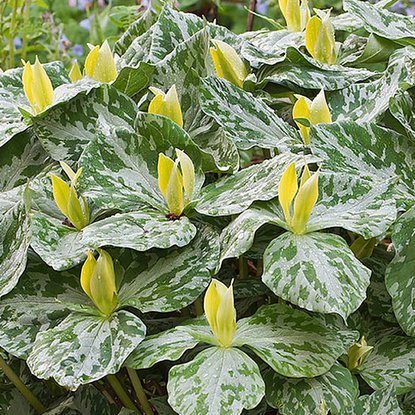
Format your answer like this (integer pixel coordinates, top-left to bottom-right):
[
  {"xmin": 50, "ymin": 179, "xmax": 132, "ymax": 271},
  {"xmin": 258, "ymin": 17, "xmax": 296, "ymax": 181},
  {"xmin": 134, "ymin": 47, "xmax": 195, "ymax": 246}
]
[
  {"xmin": 265, "ymin": 363, "xmax": 358, "ymax": 415},
  {"xmin": 344, "ymin": 0, "xmax": 415, "ymax": 45},
  {"xmin": 390, "ymin": 91, "xmax": 415, "ymax": 141},
  {"xmin": 0, "ymin": 130, "xmax": 49, "ymax": 192},
  {"xmin": 328, "ymin": 48, "xmax": 415, "ymax": 123},
  {"xmin": 33, "ymin": 84, "xmax": 138, "ymax": 162},
  {"xmin": 358, "ymin": 335, "xmax": 415, "ymax": 395},
  {"xmin": 0, "ymin": 256, "xmax": 82, "ymax": 359},
  {"xmin": 167, "ymin": 347, "xmax": 265, "ymax": 415},
  {"xmin": 262, "ymin": 232, "xmax": 371, "ymax": 318},
  {"xmin": 199, "ymin": 76, "xmax": 301, "ymax": 150},
  {"xmin": 310, "ymin": 121, "xmax": 415, "ymax": 203},
  {"xmin": 27, "ymin": 310, "xmax": 145, "ymax": 390},
  {"xmin": 196, "ymin": 154, "xmax": 315, "ymax": 216},
  {"xmin": 386, "ymin": 206, "xmax": 415, "ymax": 335},
  {"xmin": 118, "ymin": 224, "xmax": 220, "ymax": 312},
  {"xmin": 341, "ymin": 387, "xmax": 403, "ymax": 415},
  {"xmin": 249, "ymin": 47, "xmax": 375, "ymax": 91},
  {"xmin": 234, "ymin": 304, "xmax": 358, "ymax": 377},
  {"xmin": 0, "ymin": 187, "xmax": 31, "ymax": 297},
  {"xmin": 0, "ymin": 62, "xmax": 69, "ymax": 147}
]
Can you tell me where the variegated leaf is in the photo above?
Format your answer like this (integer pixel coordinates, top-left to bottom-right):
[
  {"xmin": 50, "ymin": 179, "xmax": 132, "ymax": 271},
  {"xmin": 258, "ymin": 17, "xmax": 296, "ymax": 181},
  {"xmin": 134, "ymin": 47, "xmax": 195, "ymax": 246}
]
[
  {"xmin": 390, "ymin": 91, "xmax": 415, "ymax": 141},
  {"xmin": 0, "ymin": 130, "xmax": 48, "ymax": 192},
  {"xmin": 386, "ymin": 206, "xmax": 415, "ymax": 335},
  {"xmin": 0, "ymin": 188, "xmax": 31, "ymax": 297},
  {"xmin": 33, "ymin": 84, "xmax": 138, "ymax": 161},
  {"xmin": 344, "ymin": 0, "xmax": 415, "ymax": 45},
  {"xmin": 358, "ymin": 335, "xmax": 415, "ymax": 395},
  {"xmin": 249, "ymin": 47, "xmax": 375, "ymax": 91},
  {"xmin": 340, "ymin": 387, "xmax": 403, "ymax": 415},
  {"xmin": 265, "ymin": 363, "xmax": 358, "ymax": 415},
  {"xmin": 27, "ymin": 310, "xmax": 145, "ymax": 390},
  {"xmin": 0, "ymin": 62, "xmax": 69, "ymax": 147},
  {"xmin": 262, "ymin": 232, "xmax": 371, "ymax": 318},
  {"xmin": 196, "ymin": 154, "xmax": 315, "ymax": 216},
  {"xmin": 118, "ymin": 224, "xmax": 220, "ymax": 312},
  {"xmin": 328, "ymin": 48, "xmax": 415, "ymax": 123},
  {"xmin": 199, "ymin": 76, "xmax": 301, "ymax": 150},
  {"xmin": 310, "ymin": 121, "xmax": 415, "ymax": 202},
  {"xmin": 0, "ymin": 255, "xmax": 81, "ymax": 358},
  {"xmin": 234, "ymin": 304, "xmax": 358, "ymax": 377},
  {"xmin": 167, "ymin": 347, "xmax": 265, "ymax": 415}
]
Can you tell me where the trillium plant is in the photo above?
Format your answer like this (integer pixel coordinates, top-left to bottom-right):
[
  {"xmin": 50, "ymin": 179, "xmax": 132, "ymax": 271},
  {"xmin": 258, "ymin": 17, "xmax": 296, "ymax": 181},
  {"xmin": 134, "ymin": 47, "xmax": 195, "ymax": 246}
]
[{"xmin": 1, "ymin": 0, "xmax": 415, "ymax": 414}]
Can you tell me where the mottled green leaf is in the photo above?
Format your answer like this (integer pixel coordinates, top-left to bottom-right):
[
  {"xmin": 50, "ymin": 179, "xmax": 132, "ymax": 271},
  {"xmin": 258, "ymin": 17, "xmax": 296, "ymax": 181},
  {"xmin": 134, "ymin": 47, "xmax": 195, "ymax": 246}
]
[
  {"xmin": 167, "ymin": 347, "xmax": 265, "ymax": 415},
  {"xmin": 262, "ymin": 232, "xmax": 371, "ymax": 318},
  {"xmin": 265, "ymin": 363, "xmax": 358, "ymax": 415},
  {"xmin": 234, "ymin": 304, "xmax": 358, "ymax": 377},
  {"xmin": 386, "ymin": 206, "xmax": 415, "ymax": 335},
  {"xmin": 199, "ymin": 76, "xmax": 301, "ymax": 150},
  {"xmin": 27, "ymin": 310, "xmax": 145, "ymax": 390},
  {"xmin": 359, "ymin": 335, "xmax": 415, "ymax": 395},
  {"xmin": 390, "ymin": 91, "xmax": 415, "ymax": 141}
]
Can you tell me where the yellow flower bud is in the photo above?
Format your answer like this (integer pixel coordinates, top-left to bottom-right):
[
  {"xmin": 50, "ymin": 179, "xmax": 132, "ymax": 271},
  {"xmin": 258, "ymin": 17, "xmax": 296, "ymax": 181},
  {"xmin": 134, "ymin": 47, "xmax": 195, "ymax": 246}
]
[
  {"xmin": 350, "ymin": 237, "xmax": 377, "ymax": 260},
  {"xmin": 347, "ymin": 336, "xmax": 373, "ymax": 370},
  {"xmin": 210, "ymin": 40, "xmax": 248, "ymax": 88},
  {"xmin": 293, "ymin": 90, "xmax": 331, "ymax": 145},
  {"xmin": 69, "ymin": 60, "xmax": 83, "ymax": 82},
  {"xmin": 305, "ymin": 9, "xmax": 336, "ymax": 65},
  {"xmin": 148, "ymin": 85, "xmax": 183, "ymax": 128},
  {"xmin": 157, "ymin": 149, "xmax": 195, "ymax": 216},
  {"xmin": 278, "ymin": 164, "xmax": 319, "ymax": 234},
  {"xmin": 51, "ymin": 162, "xmax": 90, "ymax": 231},
  {"xmin": 279, "ymin": 0, "xmax": 310, "ymax": 32},
  {"xmin": 22, "ymin": 57, "xmax": 54, "ymax": 114},
  {"xmin": 204, "ymin": 279, "xmax": 236, "ymax": 348},
  {"xmin": 84, "ymin": 40, "xmax": 117, "ymax": 83},
  {"xmin": 81, "ymin": 250, "xmax": 118, "ymax": 317}
]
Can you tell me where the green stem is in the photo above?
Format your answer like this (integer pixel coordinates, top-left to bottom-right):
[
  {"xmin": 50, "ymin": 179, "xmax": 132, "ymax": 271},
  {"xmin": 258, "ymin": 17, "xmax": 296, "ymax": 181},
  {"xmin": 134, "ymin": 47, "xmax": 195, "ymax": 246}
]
[
  {"xmin": 194, "ymin": 297, "xmax": 204, "ymax": 317},
  {"xmin": 107, "ymin": 374, "xmax": 139, "ymax": 412},
  {"xmin": 239, "ymin": 256, "xmax": 249, "ymax": 279},
  {"xmin": 0, "ymin": 355, "xmax": 46, "ymax": 414},
  {"xmin": 127, "ymin": 368, "xmax": 154, "ymax": 415},
  {"xmin": 21, "ymin": 0, "xmax": 31, "ymax": 61},
  {"xmin": 8, "ymin": 0, "xmax": 19, "ymax": 68}
]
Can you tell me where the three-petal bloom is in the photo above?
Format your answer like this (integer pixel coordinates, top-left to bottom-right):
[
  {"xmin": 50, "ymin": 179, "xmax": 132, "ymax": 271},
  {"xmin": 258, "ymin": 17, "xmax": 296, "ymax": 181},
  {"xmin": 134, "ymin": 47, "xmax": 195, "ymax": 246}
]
[
  {"xmin": 81, "ymin": 250, "xmax": 118, "ymax": 317},
  {"xmin": 278, "ymin": 163, "xmax": 319, "ymax": 235},
  {"xmin": 84, "ymin": 40, "xmax": 117, "ymax": 83},
  {"xmin": 279, "ymin": 0, "xmax": 310, "ymax": 32},
  {"xmin": 293, "ymin": 89, "xmax": 331, "ymax": 145},
  {"xmin": 347, "ymin": 337, "xmax": 373, "ymax": 370},
  {"xmin": 305, "ymin": 9, "xmax": 337, "ymax": 65},
  {"xmin": 148, "ymin": 85, "xmax": 183, "ymax": 128},
  {"xmin": 158, "ymin": 149, "xmax": 195, "ymax": 217},
  {"xmin": 50, "ymin": 162, "xmax": 90, "ymax": 231},
  {"xmin": 22, "ymin": 57, "xmax": 54, "ymax": 114},
  {"xmin": 204, "ymin": 279, "xmax": 236, "ymax": 348},
  {"xmin": 210, "ymin": 40, "xmax": 248, "ymax": 88}
]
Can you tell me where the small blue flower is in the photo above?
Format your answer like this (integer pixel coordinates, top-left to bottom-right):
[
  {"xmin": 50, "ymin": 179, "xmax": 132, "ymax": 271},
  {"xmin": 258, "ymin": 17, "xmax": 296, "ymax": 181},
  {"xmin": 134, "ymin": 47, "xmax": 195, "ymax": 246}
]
[
  {"xmin": 14, "ymin": 37, "xmax": 22, "ymax": 49},
  {"xmin": 72, "ymin": 44, "xmax": 84, "ymax": 56},
  {"xmin": 80, "ymin": 17, "xmax": 91, "ymax": 31},
  {"xmin": 256, "ymin": 0, "xmax": 269, "ymax": 15}
]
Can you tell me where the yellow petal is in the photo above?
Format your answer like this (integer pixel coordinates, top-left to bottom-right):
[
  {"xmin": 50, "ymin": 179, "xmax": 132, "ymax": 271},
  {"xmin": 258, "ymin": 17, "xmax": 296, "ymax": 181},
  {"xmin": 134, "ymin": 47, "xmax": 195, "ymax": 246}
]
[
  {"xmin": 204, "ymin": 279, "xmax": 222, "ymax": 336},
  {"xmin": 80, "ymin": 251, "xmax": 96, "ymax": 299},
  {"xmin": 158, "ymin": 153, "xmax": 175, "ymax": 199},
  {"xmin": 176, "ymin": 149, "xmax": 195, "ymax": 204},
  {"xmin": 210, "ymin": 40, "xmax": 248, "ymax": 88},
  {"xmin": 84, "ymin": 45, "xmax": 100, "ymax": 78},
  {"xmin": 278, "ymin": 163, "xmax": 298, "ymax": 225},
  {"xmin": 310, "ymin": 89, "xmax": 332, "ymax": 125},
  {"xmin": 300, "ymin": 0, "xmax": 310, "ymax": 31},
  {"xmin": 51, "ymin": 174, "xmax": 70, "ymax": 218},
  {"xmin": 299, "ymin": 164, "xmax": 311, "ymax": 189},
  {"xmin": 69, "ymin": 60, "xmax": 83, "ymax": 82},
  {"xmin": 165, "ymin": 161, "xmax": 184, "ymax": 216},
  {"xmin": 22, "ymin": 61, "xmax": 34, "ymax": 109},
  {"xmin": 285, "ymin": 0, "xmax": 302, "ymax": 32},
  {"xmin": 215, "ymin": 282, "xmax": 236, "ymax": 347},
  {"xmin": 305, "ymin": 15, "xmax": 322, "ymax": 61},
  {"xmin": 60, "ymin": 161, "xmax": 76, "ymax": 182},
  {"xmin": 67, "ymin": 185, "xmax": 87, "ymax": 231},
  {"xmin": 347, "ymin": 336, "xmax": 373, "ymax": 370},
  {"xmin": 293, "ymin": 96, "xmax": 312, "ymax": 145},
  {"xmin": 149, "ymin": 85, "xmax": 183, "ymax": 127},
  {"xmin": 90, "ymin": 249, "xmax": 118, "ymax": 316},
  {"xmin": 31, "ymin": 57, "xmax": 54, "ymax": 113},
  {"xmin": 292, "ymin": 170, "xmax": 319, "ymax": 234}
]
